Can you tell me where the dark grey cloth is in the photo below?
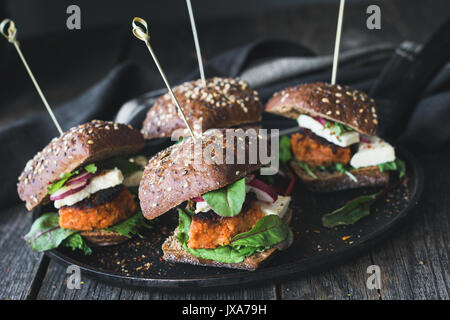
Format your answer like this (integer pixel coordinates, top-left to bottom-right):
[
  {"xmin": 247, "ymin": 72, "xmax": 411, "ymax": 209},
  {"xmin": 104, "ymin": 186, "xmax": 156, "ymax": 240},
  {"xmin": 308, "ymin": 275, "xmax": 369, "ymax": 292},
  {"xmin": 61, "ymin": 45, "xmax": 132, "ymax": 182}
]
[{"xmin": 1, "ymin": 28, "xmax": 450, "ymax": 208}]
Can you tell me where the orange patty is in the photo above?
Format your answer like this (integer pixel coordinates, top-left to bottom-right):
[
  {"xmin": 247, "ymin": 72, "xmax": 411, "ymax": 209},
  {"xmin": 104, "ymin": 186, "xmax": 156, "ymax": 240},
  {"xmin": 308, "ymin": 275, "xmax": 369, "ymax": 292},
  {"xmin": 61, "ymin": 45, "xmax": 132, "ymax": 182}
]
[
  {"xmin": 291, "ymin": 132, "xmax": 351, "ymax": 167},
  {"xmin": 59, "ymin": 188, "xmax": 136, "ymax": 231},
  {"xmin": 188, "ymin": 202, "xmax": 265, "ymax": 249}
]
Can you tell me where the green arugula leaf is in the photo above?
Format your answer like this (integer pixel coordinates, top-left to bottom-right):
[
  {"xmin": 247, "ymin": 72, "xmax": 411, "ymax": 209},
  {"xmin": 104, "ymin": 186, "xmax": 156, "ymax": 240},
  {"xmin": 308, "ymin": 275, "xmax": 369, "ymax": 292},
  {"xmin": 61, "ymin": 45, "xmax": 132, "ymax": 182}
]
[
  {"xmin": 84, "ymin": 163, "xmax": 97, "ymax": 174},
  {"xmin": 296, "ymin": 161, "xmax": 317, "ymax": 179},
  {"xmin": 279, "ymin": 135, "xmax": 292, "ymax": 166},
  {"xmin": 63, "ymin": 233, "xmax": 92, "ymax": 255},
  {"xmin": 47, "ymin": 172, "xmax": 77, "ymax": 195},
  {"xmin": 102, "ymin": 157, "xmax": 142, "ymax": 175},
  {"xmin": 378, "ymin": 159, "xmax": 406, "ymax": 178},
  {"xmin": 322, "ymin": 190, "xmax": 384, "ymax": 228},
  {"xmin": 202, "ymin": 178, "xmax": 246, "ymax": 217},
  {"xmin": 231, "ymin": 215, "xmax": 293, "ymax": 248},
  {"xmin": 325, "ymin": 121, "xmax": 353, "ymax": 137},
  {"xmin": 104, "ymin": 212, "xmax": 151, "ymax": 238},
  {"xmin": 176, "ymin": 208, "xmax": 191, "ymax": 244},
  {"xmin": 47, "ymin": 164, "xmax": 98, "ymax": 194},
  {"xmin": 176, "ymin": 209, "xmax": 292, "ymax": 264},
  {"xmin": 334, "ymin": 163, "xmax": 358, "ymax": 182},
  {"xmin": 24, "ymin": 212, "xmax": 78, "ymax": 252},
  {"xmin": 396, "ymin": 159, "xmax": 406, "ymax": 178}
]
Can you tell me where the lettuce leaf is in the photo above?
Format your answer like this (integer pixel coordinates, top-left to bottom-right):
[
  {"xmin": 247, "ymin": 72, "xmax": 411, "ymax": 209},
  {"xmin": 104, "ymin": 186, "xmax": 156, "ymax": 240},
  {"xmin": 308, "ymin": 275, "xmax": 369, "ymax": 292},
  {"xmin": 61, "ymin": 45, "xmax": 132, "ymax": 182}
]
[
  {"xmin": 378, "ymin": 159, "xmax": 406, "ymax": 178},
  {"xmin": 104, "ymin": 212, "xmax": 151, "ymax": 238},
  {"xmin": 63, "ymin": 233, "xmax": 92, "ymax": 255},
  {"xmin": 176, "ymin": 208, "xmax": 292, "ymax": 263},
  {"xmin": 202, "ymin": 178, "xmax": 246, "ymax": 217},
  {"xmin": 24, "ymin": 212, "xmax": 77, "ymax": 252},
  {"xmin": 279, "ymin": 135, "xmax": 292, "ymax": 167}
]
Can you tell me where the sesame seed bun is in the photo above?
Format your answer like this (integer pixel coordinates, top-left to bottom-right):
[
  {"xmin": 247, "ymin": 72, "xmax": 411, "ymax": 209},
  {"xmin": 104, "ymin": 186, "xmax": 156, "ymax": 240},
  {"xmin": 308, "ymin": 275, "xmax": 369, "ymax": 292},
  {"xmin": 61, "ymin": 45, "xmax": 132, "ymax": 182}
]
[
  {"xmin": 141, "ymin": 77, "xmax": 263, "ymax": 139},
  {"xmin": 138, "ymin": 128, "xmax": 266, "ymax": 220},
  {"xmin": 17, "ymin": 120, "xmax": 145, "ymax": 211},
  {"xmin": 265, "ymin": 82, "xmax": 378, "ymax": 136}
]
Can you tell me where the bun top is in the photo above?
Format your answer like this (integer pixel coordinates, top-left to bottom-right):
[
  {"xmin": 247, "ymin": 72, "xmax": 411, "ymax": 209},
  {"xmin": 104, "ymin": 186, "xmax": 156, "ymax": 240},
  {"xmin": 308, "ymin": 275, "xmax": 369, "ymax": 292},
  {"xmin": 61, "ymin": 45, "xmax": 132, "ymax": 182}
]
[
  {"xmin": 17, "ymin": 120, "xmax": 145, "ymax": 211},
  {"xmin": 138, "ymin": 128, "xmax": 266, "ymax": 220},
  {"xmin": 265, "ymin": 82, "xmax": 378, "ymax": 135},
  {"xmin": 141, "ymin": 77, "xmax": 263, "ymax": 139}
]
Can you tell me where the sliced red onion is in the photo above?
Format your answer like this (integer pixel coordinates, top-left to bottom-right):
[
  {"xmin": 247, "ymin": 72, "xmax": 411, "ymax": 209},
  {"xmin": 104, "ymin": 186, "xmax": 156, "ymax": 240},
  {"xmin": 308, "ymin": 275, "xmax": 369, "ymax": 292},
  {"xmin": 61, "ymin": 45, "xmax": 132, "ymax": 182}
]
[
  {"xmin": 315, "ymin": 116, "xmax": 327, "ymax": 126},
  {"xmin": 50, "ymin": 180, "xmax": 87, "ymax": 201},
  {"xmin": 247, "ymin": 178, "xmax": 278, "ymax": 203},
  {"xmin": 360, "ymin": 135, "xmax": 371, "ymax": 143},
  {"xmin": 65, "ymin": 172, "xmax": 94, "ymax": 186},
  {"xmin": 276, "ymin": 169, "xmax": 286, "ymax": 177},
  {"xmin": 192, "ymin": 196, "xmax": 205, "ymax": 202}
]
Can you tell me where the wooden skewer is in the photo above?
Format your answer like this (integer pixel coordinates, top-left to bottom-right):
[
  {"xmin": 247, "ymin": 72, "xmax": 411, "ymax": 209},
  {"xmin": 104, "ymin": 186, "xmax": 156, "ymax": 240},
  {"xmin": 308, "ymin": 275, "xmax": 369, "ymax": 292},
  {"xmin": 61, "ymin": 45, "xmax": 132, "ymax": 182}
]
[
  {"xmin": 185, "ymin": 0, "xmax": 206, "ymax": 87},
  {"xmin": 331, "ymin": 0, "xmax": 345, "ymax": 85},
  {"xmin": 132, "ymin": 17, "xmax": 196, "ymax": 140},
  {"xmin": 1, "ymin": 19, "xmax": 63, "ymax": 136}
]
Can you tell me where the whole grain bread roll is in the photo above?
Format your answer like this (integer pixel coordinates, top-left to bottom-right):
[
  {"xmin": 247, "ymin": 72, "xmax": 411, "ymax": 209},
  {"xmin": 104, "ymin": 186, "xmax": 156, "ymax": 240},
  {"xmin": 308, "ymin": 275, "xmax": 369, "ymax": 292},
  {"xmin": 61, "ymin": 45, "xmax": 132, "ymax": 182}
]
[
  {"xmin": 80, "ymin": 229, "xmax": 129, "ymax": 246},
  {"xmin": 141, "ymin": 77, "xmax": 262, "ymax": 139},
  {"xmin": 17, "ymin": 120, "xmax": 145, "ymax": 211},
  {"xmin": 265, "ymin": 82, "xmax": 378, "ymax": 136},
  {"xmin": 139, "ymin": 128, "xmax": 269, "ymax": 220}
]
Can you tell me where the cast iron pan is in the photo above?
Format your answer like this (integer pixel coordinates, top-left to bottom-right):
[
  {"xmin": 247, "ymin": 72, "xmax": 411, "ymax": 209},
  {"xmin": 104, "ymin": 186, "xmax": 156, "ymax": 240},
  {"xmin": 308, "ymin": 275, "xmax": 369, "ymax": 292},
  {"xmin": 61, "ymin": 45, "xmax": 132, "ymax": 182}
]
[{"xmin": 32, "ymin": 120, "xmax": 423, "ymax": 290}]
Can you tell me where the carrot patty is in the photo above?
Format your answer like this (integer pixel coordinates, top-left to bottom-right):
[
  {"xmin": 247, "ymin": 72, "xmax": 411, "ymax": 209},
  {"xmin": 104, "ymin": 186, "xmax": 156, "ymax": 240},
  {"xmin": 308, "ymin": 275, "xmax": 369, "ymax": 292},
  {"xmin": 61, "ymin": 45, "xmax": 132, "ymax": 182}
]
[
  {"xmin": 188, "ymin": 202, "xmax": 265, "ymax": 249},
  {"xmin": 291, "ymin": 130, "xmax": 351, "ymax": 167},
  {"xmin": 59, "ymin": 187, "xmax": 136, "ymax": 230}
]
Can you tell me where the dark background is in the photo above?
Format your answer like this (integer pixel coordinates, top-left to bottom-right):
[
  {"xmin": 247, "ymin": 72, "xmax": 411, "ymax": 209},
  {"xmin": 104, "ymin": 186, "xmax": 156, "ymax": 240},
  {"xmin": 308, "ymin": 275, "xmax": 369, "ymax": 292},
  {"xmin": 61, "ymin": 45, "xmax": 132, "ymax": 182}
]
[{"xmin": 1, "ymin": 0, "xmax": 449, "ymax": 126}]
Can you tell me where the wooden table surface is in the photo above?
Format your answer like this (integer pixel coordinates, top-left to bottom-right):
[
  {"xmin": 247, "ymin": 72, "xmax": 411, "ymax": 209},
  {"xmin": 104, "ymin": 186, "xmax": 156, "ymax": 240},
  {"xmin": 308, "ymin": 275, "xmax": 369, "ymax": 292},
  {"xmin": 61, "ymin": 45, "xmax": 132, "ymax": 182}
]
[{"xmin": 0, "ymin": 1, "xmax": 448, "ymax": 300}]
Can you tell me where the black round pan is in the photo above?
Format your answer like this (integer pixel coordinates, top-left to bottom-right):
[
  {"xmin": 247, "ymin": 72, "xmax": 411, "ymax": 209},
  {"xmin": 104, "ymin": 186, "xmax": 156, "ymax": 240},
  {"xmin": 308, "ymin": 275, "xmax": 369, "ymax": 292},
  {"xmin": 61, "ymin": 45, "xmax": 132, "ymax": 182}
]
[{"xmin": 32, "ymin": 138, "xmax": 423, "ymax": 290}]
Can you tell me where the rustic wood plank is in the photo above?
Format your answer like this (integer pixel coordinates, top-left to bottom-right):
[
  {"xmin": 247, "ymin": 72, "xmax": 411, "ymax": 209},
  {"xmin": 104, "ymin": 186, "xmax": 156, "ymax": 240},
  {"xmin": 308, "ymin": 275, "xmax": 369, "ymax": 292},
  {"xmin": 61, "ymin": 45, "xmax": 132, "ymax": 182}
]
[
  {"xmin": 157, "ymin": 286, "xmax": 277, "ymax": 300},
  {"xmin": 371, "ymin": 154, "xmax": 449, "ymax": 300},
  {"xmin": 279, "ymin": 253, "xmax": 380, "ymax": 300},
  {"xmin": 37, "ymin": 260, "xmax": 277, "ymax": 300},
  {"xmin": 0, "ymin": 205, "xmax": 47, "ymax": 300}
]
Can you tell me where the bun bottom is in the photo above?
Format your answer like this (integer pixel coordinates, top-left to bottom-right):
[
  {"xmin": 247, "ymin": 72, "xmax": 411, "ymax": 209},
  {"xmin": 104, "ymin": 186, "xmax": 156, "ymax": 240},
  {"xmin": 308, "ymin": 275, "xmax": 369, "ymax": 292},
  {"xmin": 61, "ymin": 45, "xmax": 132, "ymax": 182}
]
[
  {"xmin": 162, "ymin": 209, "xmax": 293, "ymax": 271},
  {"xmin": 290, "ymin": 161, "xmax": 389, "ymax": 192},
  {"xmin": 80, "ymin": 229, "xmax": 128, "ymax": 246}
]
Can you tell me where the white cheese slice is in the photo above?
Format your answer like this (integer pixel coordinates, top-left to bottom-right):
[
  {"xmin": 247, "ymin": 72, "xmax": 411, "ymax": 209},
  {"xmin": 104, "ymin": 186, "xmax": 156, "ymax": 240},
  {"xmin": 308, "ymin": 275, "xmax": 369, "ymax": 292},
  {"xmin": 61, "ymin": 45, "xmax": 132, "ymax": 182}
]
[
  {"xmin": 256, "ymin": 196, "xmax": 291, "ymax": 219},
  {"xmin": 123, "ymin": 170, "xmax": 143, "ymax": 187},
  {"xmin": 195, "ymin": 201, "xmax": 212, "ymax": 214},
  {"xmin": 54, "ymin": 168, "xmax": 124, "ymax": 208},
  {"xmin": 297, "ymin": 114, "xmax": 360, "ymax": 147},
  {"xmin": 350, "ymin": 136, "xmax": 396, "ymax": 168}
]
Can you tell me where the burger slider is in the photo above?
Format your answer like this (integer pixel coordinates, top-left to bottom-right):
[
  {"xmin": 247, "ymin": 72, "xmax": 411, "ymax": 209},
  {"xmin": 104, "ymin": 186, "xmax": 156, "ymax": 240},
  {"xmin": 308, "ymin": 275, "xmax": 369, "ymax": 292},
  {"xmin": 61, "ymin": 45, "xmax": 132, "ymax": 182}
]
[
  {"xmin": 18, "ymin": 120, "xmax": 150, "ymax": 254},
  {"xmin": 141, "ymin": 77, "xmax": 263, "ymax": 139},
  {"xmin": 266, "ymin": 83, "xmax": 405, "ymax": 192},
  {"xmin": 139, "ymin": 129, "xmax": 293, "ymax": 270}
]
